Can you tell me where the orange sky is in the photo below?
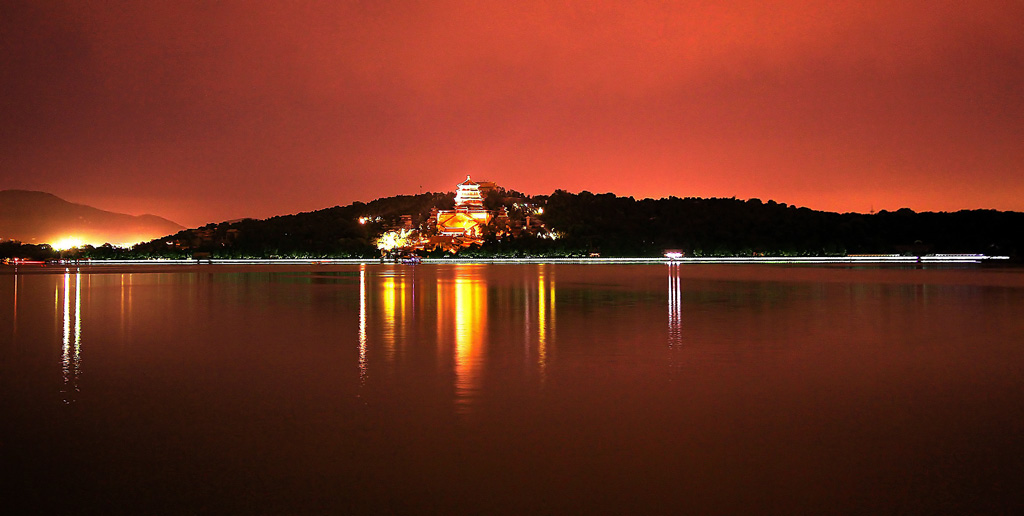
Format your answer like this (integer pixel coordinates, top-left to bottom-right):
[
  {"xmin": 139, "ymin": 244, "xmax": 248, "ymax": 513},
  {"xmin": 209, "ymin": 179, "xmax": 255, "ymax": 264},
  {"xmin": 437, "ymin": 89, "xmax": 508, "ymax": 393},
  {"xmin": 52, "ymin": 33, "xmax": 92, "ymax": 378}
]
[{"xmin": 3, "ymin": 0, "xmax": 1022, "ymax": 227}]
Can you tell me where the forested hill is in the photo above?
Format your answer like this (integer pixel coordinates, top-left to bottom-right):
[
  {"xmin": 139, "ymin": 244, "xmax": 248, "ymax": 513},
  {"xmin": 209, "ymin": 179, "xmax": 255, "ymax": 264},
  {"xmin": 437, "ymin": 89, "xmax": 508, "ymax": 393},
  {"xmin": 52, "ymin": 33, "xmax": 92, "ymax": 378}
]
[
  {"xmin": 539, "ymin": 191, "xmax": 1023, "ymax": 258},
  {"xmin": 124, "ymin": 190, "xmax": 1024, "ymax": 259},
  {"xmin": 128, "ymin": 192, "xmax": 454, "ymax": 258},
  {"xmin": 5, "ymin": 189, "xmax": 1021, "ymax": 260}
]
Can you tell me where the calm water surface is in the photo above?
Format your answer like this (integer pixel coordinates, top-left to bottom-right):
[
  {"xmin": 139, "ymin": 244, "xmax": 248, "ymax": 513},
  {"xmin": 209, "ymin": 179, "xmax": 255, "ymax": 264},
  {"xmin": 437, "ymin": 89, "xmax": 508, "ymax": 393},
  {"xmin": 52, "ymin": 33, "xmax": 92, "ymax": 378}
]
[{"xmin": 2, "ymin": 264, "xmax": 1023, "ymax": 514}]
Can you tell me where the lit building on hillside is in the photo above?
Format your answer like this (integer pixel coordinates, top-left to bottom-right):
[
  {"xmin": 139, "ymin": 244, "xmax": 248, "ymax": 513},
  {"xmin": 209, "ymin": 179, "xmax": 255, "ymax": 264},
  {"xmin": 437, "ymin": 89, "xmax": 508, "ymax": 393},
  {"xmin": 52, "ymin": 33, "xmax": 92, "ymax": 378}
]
[
  {"xmin": 372, "ymin": 175, "xmax": 528, "ymax": 256},
  {"xmin": 453, "ymin": 177, "xmax": 496, "ymax": 206},
  {"xmin": 435, "ymin": 176, "xmax": 495, "ymax": 238}
]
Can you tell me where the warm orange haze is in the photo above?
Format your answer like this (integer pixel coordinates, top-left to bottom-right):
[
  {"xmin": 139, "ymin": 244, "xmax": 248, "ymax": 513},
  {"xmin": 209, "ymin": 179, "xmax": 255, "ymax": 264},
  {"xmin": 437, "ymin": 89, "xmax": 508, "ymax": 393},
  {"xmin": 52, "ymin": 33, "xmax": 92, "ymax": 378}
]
[{"xmin": 3, "ymin": 1, "xmax": 1023, "ymax": 227}]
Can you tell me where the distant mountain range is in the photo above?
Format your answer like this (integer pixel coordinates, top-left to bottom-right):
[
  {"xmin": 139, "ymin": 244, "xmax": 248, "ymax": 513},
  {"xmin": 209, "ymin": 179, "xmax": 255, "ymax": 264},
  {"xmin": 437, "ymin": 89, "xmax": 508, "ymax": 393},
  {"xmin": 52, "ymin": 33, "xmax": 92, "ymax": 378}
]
[{"xmin": 0, "ymin": 190, "xmax": 183, "ymax": 246}]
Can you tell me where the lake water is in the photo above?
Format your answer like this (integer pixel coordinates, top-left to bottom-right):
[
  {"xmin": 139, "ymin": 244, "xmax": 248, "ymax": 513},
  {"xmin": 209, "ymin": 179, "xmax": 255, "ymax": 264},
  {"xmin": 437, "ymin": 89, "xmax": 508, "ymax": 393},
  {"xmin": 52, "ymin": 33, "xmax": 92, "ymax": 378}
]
[{"xmin": 2, "ymin": 263, "xmax": 1023, "ymax": 514}]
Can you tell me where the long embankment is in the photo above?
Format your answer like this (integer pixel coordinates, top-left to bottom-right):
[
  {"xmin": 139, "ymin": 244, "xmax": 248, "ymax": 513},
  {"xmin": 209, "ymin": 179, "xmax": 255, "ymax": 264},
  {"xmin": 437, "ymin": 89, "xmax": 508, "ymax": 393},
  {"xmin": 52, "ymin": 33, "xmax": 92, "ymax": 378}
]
[{"xmin": 18, "ymin": 254, "xmax": 1011, "ymax": 266}]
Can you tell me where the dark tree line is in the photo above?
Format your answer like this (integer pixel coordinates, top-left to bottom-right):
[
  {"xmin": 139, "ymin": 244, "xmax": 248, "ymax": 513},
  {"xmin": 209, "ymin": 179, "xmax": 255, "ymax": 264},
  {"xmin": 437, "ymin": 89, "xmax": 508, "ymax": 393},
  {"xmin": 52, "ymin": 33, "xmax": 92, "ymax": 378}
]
[
  {"xmin": 128, "ymin": 192, "xmax": 455, "ymax": 259},
  {"xmin": 535, "ymin": 191, "xmax": 1023, "ymax": 258}
]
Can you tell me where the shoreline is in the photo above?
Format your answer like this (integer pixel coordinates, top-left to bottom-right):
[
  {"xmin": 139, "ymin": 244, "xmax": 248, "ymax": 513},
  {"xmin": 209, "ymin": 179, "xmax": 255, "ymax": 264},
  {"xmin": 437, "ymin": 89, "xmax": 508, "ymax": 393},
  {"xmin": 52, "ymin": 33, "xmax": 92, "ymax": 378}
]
[{"xmin": 2, "ymin": 254, "xmax": 1010, "ymax": 267}]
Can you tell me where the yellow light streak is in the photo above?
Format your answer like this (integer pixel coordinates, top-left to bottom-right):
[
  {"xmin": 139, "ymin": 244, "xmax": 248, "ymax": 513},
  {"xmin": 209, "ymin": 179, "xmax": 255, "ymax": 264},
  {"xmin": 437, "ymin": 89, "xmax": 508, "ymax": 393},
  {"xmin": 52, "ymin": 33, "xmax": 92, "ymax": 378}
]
[
  {"xmin": 454, "ymin": 268, "xmax": 486, "ymax": 414},
  {"xmin": 358, "ymin": 265, "xmax": 367, "ymax": 387},
  {"xmin": 380, "ymin": 275, "xmax": 396, "ymax": 359},
  {"xmin": 538, "ymin": 269, "xmax": 546, "ymax": 375}
]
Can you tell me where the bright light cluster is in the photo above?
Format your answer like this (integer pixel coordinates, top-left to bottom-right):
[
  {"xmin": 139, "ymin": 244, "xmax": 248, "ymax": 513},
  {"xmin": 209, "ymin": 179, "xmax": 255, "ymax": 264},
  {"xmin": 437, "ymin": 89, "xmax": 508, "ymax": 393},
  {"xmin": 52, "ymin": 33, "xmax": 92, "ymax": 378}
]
[
  {"xmin": 375, "ymin": 229, "xmax": 415, "ymax": 251},
  {"xmin": 51, "ymin": 237, "xmax": 85, "ymax": 251}
]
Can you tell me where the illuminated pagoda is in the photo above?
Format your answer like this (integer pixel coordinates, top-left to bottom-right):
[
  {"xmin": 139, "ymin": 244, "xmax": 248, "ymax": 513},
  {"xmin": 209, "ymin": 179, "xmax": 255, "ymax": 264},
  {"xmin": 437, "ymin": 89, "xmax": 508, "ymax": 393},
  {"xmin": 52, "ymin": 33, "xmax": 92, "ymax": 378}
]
[
  {"xmin": 454, "ymin": 176, "xmax": 488, "ymax": 206},
  {"xmin": 434, "ymin": 176, "xmax": 496, "ymax": 238}
]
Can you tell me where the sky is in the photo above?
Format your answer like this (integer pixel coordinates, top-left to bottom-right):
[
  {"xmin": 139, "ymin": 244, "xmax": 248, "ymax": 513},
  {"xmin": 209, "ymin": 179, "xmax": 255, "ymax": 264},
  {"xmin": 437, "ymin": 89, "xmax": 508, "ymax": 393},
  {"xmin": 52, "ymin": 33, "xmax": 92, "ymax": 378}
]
[{"xmin": 2, "ymin": 0, "xmax": 1022, "ymax": 228}]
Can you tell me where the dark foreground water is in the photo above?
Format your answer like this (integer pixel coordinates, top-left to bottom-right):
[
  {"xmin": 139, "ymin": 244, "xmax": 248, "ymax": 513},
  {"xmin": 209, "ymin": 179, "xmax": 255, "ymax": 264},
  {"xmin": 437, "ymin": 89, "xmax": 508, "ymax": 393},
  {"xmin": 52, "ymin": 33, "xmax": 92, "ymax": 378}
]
[{"xmin": 2, "ymin": 263, "xmax": 1023, "ymax": 514}]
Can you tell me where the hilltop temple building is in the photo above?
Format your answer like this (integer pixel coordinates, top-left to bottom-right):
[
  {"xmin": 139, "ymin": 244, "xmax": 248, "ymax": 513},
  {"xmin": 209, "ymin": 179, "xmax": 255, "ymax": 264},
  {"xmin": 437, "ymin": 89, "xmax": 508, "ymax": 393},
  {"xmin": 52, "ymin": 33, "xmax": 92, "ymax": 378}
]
[
  {"xmin": 432, "ymin": 176, "xmax": 500, "ymax": 239},
  {"xmin": 376, "ymin": 175, "xmax": 526, "ymax": 255}
]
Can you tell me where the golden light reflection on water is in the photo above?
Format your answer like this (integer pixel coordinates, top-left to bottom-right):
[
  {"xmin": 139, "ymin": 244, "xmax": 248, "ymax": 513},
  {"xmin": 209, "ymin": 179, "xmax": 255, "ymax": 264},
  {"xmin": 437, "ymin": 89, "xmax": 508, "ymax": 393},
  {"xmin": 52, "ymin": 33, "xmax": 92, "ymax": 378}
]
[
  {"xmin": 378, "ymin": 268, "xmax": 416, "ymax": 361},
  {"xmin": 399, "ymin": 271, "xmax": 411, "ymax": 353},
  {"xmin": 120, "ymin": 273, "xmax": 126, "ymax": 342},
  {"xmin": 358, "ymin": 265, "xmax": 367, "ymax": 388},
  {"xmin": 668, "ymin": 263, "xmax": 683, "ymax": 347},
  {"xmin": 352, "ymin": 265, "xmax": 558, "ymax": 413},
  {"xmin": 75, "ymin": 273, "xmax": 81, "ymax": 358},
  {"xmin": 453, "ymin": 267, "xmax": 486, "ymax": 414},
  {"xmin": 61, "ymin": 269, "xmax": 82, "ymax": 404},
  {"xmin": 380, "ymin": 273, "xmax": 396, "ymax": 360},
  {"xmin": 536, "ymin": 266, "xmax": 556, "ymax": 380},
  {"xmin": 436, "ymin": 272, "xmax": 451, "ymax": 360},
  {"xmin": 538, "ymin": 270, "xmax": 546, "ymax": 364},
  {"xmin": 11, "ymin": 272, "xmax": 17, "ymax": 338},
  {"xmin": 62, "ymin": 273, "xmax": 70, "ymax": 386}
]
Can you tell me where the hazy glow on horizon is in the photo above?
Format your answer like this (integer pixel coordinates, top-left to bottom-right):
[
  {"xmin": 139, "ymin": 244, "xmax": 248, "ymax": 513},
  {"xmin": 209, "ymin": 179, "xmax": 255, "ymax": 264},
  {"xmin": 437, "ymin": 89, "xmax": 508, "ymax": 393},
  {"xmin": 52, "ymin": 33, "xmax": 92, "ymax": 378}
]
[
  {"xmin": 47, "ymin": 235, "xmax": 148, "ymax": 250},
  {"xmin": 51, "ymin": 237, "xmax": 86, "ymax": 251}
]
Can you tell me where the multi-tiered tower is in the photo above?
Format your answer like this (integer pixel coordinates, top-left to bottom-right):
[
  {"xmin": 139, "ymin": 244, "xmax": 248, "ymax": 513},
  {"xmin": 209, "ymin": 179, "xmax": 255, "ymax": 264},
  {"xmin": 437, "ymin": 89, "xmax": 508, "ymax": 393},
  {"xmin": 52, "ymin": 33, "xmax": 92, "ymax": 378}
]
[{"xmin": 435, "ymin": 176, "xmax": 495, "ymax": 238}]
